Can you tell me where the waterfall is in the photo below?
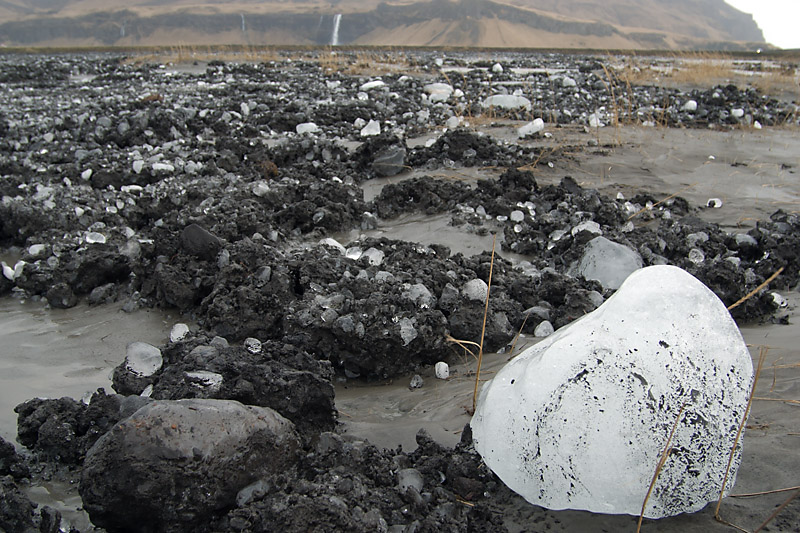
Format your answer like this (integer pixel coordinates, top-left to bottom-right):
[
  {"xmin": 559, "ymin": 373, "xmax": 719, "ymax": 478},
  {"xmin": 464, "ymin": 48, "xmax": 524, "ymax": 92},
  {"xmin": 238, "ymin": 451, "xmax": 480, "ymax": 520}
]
[
  {"xmin": 241, "ymin": 14, "xmax": 246, "ymax": 33},
  {"xmin": 120, "ymin": 21, "xmax": 126, "ymax": 38},
  {"xmin": 330, "ymin": 14, "xmax": 342, "ymax": 46}
]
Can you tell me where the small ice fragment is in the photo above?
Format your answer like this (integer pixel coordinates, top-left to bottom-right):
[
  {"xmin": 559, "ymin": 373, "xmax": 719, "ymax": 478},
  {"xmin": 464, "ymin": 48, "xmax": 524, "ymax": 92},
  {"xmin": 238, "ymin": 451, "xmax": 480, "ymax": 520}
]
[
  {"xmin": 361, "ymin": 247, "xmax": 384, "ymax": 266},
  {"xmin": 398, "ymin": 468, "xmax": 424, "ymax": 491},
  {"xmin": 360, "ymin": 80, "xmax": 385, "ymax": 91},
  {"xmin": 185, "ymin": 370, "xmax": 223, "ymax": 390},
  {"xmin": 125, "ymin": 342, "xmax": 163, "ymax": 377},
  {"xmin": 140, "ymin": 384, "xmax": 153, "ymax": 398},
  {"xmin": 588, "ymin": 113, "xmax": 604, "ymax": 128},
  {"xmin": 360, "ymin": 120, "xmax": 381, "ymax": 137},
  {"xmin": 398, "ymin": 317, "xmax": 418, "ymax": 346},
  {"xmin": 463, "ymin": 278, "xmax": 488, "ymax": 302},
  {"xmin": 492, "ymin": 63, "xmax": 504, "ymax": 73},
  {"xmin": 771, "ymin": 292, "xmax": 787, "ymax": 308},
  {"xmin": 571, "ymin": 220, "xmax": 602, "ymax": 237},
  {"xmin": 708, "ymin": 155, "xmax": 716, "ymax": 160},
  {"xmin": 510, "ymin": 210, "xmax": 525, "ymax": 222},
  {"xmin": 688, "ymin": 248, "xmax": 705, "ymax": 264},
  {"xmin": 682, "ymin": 100, "xmax": 698, "ymax": 112},
  {"xmin": 753, "ymin": 121, "xmax": 762, "ymax": 129},
  {"xmin": 170, "ymin": 323, "xmax": 190, "ymax": 343},
  {"xmin": 518, "ymin": 118, "xmax": 545, "ymax": 138},
  {"xmin": 424, "ymin": 82, "xmax": 454, "ymax": 103},
  {"xmin": 1, "ymin": 261, "xmax": 14, "ymax": 280},
  {"xmin": 319, "ymin": 238, "xmax": 346, "ymax": 254},
  {"xmin": 707, "ymin": 198, "xmax": 723, "ymax": 208},
  {"xmin": 435, "ymin": 362, "xmax": 450, "ymax": 379},
  {"xmin": 296, "ymin": 122, "xmax": 320, "ymax": 135},
  {"xmin": 534, "ymin": 320, "xmax": 555, "ymax": 337},
  {"xmin": 81, "ymin": 169, "xmax": 93, "ymax": 180},
  {"xmin": 85, "ymin": 232, "xmax": 107, "ymax": 244},
  {"xmin": 244, "ymin": 337, "xmax": 262, "ymax": 354},
  {"xmin": 481, "ymin": 95, "xmax": 531, "ymax": 111},
  {"xmin": 132, "ymin": 160, "xmax": 144, "ymax": 174},
  {"xmin": 28, "ymin": 244, "xmax": 46, "ymax": 257},
  {"xmin": 409, "ymin": 374, "xmax": 424, "ymax": 389},
  {"xmin": 731, "ymin": 108, "xmax": 745, "ymax": 119}
]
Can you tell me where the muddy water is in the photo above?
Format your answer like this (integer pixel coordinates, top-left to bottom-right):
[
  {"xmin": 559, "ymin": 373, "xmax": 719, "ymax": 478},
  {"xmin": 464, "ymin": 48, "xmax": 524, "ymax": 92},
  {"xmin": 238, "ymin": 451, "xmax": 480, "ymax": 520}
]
[{"xmin": 0, "ymin": 298, "xmax": 181, "ymax": 446}]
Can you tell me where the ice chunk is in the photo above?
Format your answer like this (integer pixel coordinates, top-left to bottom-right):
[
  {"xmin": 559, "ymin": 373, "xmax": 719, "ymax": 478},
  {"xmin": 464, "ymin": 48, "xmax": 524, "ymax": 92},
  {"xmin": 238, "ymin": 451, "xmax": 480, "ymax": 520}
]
[
  {"xmin": 85, "ymin": 232, "xmax": 107, "ymax": 244},
  {"xmin": 296, "ymin": 122, "xmax": 320, "ymax": 135},
  {"xmin": 462, "ymin": 278, "xmax": 488, "ymax": 302},
  {"xmin": 518, "ymin": 118, "xmax": 544, "ymax": 138},
  {"xmin": 481, "ymin": 95, "xmax": 532, "ymax": 111},
  {"xmin": 398, "ymin": 318, "xmax": 418, "ymax": 346},
  {"xmin": 360, "ymin": 247, "xmax": 384, "ymax": 266},
  {"xmin": 360, "ymin": 120, "xmax": 381, "ymax": 137},
  {"xmin": 360, "ymin": 80, "xmax": 385, "ymax": 91},
  {"xmin": 435, "ymin": 362, "xmax": 450, "ymax": 379},
  {"xmin": 571, "ymin": 220, "xmax": 602, "ymax": 237},
  {"xmin": 132, "ymin": 160, "xmax": 144, "ymax": 174},
  {"xmin": 682, "ymin": 100, "xmax": 698, "ymax": 112},
  {"xmin": 492, "ymin": 63, "xmax": 504, "ymax": 73},
  {"xmin": 402, "ymin": 283, "xmax": 435, "ymax": 308},
  {"xmin": 125, "ymin": 342, "xmax": 163, "ymax": 377},
  {"xmin": 510, "ymin": 210, "xmax": 525, "ymax": 223},
  {"xmin": 186, "ymin": 370, "xmax": 223, "ymax": 390},
  {"xmin": 588, "ymin": 112, "xmax": 605, "ymax": 128},
  {"xmin": 170, "ymin": 323, "xmax": 190, "ymax": 342},
  {"xmin": 424, "ymin": 82, "xmax": 454, "ymax": 103},
  {"xmin": 731, "ymin": 108, "xmax": 745, "ymax": 119},
  {"xmin": 471, "ymin": 266, "xmax": 753, "ymax": 518},
  {"xmin": 397, "ymin": 468, "xmax": 424, "ymax": 492},
  {"xmin": 575, "ymin": 236, "xmax": 642, "ymax": 290},
  {"xmin": 319, "ymin": 238, "xmax": 346, "ymax": 254},
  {"xmin": 244, "ymin": 337, "xmax": 262, "ymax": 354},
  {"xmin": 28, "ymin": 244, "xmax": 46, "ymax": 257},
  {"xmin": 534, "ymin": 320, "xmax": 554, "ymax": 337}
]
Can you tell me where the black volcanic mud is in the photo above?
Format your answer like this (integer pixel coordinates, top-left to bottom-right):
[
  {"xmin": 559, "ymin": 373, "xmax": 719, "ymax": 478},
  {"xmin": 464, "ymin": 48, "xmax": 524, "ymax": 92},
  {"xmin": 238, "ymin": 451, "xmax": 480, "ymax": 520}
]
[{"xmin": 1, "ymin": 51, "xmax": 798, "ymax": 532}]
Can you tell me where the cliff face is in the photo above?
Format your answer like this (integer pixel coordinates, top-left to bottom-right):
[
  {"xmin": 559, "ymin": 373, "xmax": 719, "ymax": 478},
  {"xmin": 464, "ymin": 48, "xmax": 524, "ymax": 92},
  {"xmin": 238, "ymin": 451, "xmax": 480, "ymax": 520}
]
[{"xmin": 0, "ymin": 0, "xmax": 766, "ymax": 49}]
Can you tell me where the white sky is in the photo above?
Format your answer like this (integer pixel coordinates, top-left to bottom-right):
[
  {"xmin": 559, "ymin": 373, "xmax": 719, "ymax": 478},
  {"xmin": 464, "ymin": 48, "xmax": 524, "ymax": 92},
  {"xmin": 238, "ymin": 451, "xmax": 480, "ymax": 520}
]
[{"xmin": 724, "ymin": 0, "xmax": 800, "ymax": 49}]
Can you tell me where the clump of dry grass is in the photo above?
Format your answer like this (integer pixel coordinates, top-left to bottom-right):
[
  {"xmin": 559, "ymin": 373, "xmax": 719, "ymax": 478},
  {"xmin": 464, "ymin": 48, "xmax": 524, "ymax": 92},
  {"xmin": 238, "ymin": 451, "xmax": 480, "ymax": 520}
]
[{"xmin": 610, "ymin": 52, "xmax": 800, "ymax": 100}]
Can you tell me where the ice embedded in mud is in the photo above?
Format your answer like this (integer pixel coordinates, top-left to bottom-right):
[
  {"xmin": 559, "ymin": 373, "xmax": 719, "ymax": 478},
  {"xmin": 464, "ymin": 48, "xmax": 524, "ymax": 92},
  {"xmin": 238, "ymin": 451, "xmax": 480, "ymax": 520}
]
[{"xmin": 471, "ymin": 265, "xmax": 753, "ymax": 519}]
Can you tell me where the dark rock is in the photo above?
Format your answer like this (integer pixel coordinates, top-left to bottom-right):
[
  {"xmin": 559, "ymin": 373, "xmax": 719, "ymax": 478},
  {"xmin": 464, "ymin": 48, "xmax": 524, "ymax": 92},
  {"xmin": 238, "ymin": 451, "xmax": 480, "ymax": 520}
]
[
  {"xmin": 80, "ymin": 399, "xmax": 301, "ymax": 533},
  {"xmin": 45, "ymin": 282, "xmax": 78, "ymax": 309},
  {"xmin": 0, "ymin": 437, "xmax": 29, "ymax": 479},
  {"xmin": 0, "ymin": 475, "xmax": 37, "ymax": 533},
  {"xmin": 372, "ymin": 144, "xmax": 407, "ymax": 177},
  {"xmin": 181, "ymin": 223, "xmax": 222, "ymax": 260}
]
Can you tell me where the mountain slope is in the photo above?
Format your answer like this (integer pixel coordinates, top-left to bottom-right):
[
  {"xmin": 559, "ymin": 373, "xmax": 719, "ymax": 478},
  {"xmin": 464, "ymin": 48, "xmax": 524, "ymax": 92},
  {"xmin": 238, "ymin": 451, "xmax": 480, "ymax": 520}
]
[{"xmin": 0, "ymin": 0, "xmax": 766, "ymax": 50}]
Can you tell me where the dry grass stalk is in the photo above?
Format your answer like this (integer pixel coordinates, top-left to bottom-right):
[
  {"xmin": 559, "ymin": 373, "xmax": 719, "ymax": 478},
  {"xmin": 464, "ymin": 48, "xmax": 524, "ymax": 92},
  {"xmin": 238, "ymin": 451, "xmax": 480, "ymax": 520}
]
[
  {"xmin": 726, "ymin": 267, "xmax": 784, "ymax": 311},
  {"xmin": 714, "ymin": 345, "xmax": 769, "ymax": 524},
  {"xmin": 636, "ymin": 398, "xmax": 688, "ymax": 533},
  {"xmin": 472, "ymin": 234, "xmax": 497, "ymax": 414},
  {"xmin": 507, "ymin": 312, "xmax": 530, "ymax": 359},
  {"xmin": 753, "ymin": 488, "xmax": 800, "ymax": 533},
  {"xmin": 732, "ymin": 485, "xmax": 800, "ymax": 498}
]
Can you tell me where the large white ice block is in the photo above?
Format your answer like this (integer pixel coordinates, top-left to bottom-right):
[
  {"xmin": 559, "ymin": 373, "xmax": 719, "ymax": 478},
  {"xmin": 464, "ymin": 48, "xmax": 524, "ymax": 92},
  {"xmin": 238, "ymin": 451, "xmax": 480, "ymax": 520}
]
[{"xmin": 471, "ymin": 265, "xmax": 753, "ymax": 518}]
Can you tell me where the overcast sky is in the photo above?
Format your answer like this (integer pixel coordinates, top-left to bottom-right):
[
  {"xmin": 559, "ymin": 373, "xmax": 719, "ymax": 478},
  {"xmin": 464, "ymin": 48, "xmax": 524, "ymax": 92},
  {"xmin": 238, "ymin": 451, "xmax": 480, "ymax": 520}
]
[{"xmin": 725, "ymin": 0, "xmax": 800, "ymax": 49}]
